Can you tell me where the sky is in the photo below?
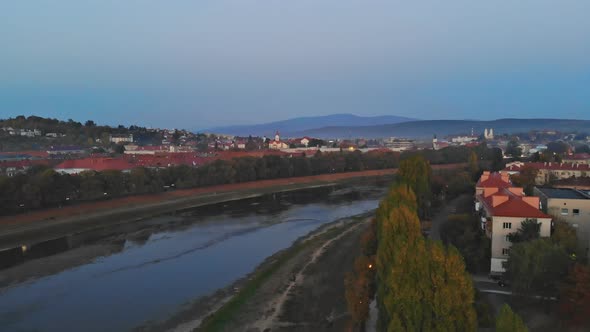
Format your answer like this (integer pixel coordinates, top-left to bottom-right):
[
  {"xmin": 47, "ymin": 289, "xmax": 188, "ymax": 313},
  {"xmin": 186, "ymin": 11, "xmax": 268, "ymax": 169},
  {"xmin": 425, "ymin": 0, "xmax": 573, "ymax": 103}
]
[{"xmin": 1, "ymin": 0, "xmax": 590, "ymax": 129}]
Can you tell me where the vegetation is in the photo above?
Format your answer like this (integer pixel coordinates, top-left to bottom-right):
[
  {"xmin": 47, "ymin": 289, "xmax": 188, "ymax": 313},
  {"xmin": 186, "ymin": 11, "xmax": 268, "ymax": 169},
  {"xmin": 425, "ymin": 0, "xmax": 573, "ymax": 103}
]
[
  {"xmin": 374, "ymin": 157, "xmax": 477, "ymax": 331},
  {"xmin": 559, "ymin": 263, "xmax": 590, "ymax": 327},
  {"xmin": 495, "ymin": 304, "xmax": 528, "ymax": 332},
  {"xmin": 0, "ymin": 115, "xmax": 163, "ymax": 150},
  {"xmin": 505, "ymin": 139, "xmax": 522, "ymax": 158},
  {"xmin": 440, "ymin": 214, "xmax": 490, "ymax": 273},
  {"xmin": 510, "ymin": 165, "xmax": 539, "ymax": 195},
  {"xmin": 504, "ymin": 239, "xmax": 570, "ymax": 301},
  {"xmin": 507, "ymin": 218, "xmax": 541, "ymax": 243},
  {"xmin": 344, "ymin": 219, "xmax": 377, "ymax": 328}
]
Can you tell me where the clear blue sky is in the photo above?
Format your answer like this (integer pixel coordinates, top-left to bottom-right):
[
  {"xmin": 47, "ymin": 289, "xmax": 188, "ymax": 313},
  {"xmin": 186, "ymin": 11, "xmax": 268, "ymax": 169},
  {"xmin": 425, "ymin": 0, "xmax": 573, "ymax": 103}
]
[{"xmin": 1, "ymin": 1, "xmax": 589, "ymax": 129}]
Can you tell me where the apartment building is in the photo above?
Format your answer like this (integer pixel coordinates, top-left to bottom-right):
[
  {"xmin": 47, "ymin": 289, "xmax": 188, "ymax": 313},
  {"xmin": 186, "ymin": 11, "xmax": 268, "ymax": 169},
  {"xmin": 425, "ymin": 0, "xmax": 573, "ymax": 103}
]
[
  {"xmin": 475, "ymin": 171, "xmax": 552, "ymax": 274},
  {"xmin": 504, "ymin": 161, "xmax": 590, "ymax": 185},
  {"xmin": 534, "ymin": 187, "xmax": 590, "ymax": 256}
]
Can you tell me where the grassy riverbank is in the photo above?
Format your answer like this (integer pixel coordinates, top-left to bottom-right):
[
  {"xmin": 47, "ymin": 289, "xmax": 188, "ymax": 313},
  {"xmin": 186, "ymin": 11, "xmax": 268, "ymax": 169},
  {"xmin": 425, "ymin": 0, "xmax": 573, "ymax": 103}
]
[{"xmin": 0, "ymin": 171, "xmax": 395, "ymax": 250}]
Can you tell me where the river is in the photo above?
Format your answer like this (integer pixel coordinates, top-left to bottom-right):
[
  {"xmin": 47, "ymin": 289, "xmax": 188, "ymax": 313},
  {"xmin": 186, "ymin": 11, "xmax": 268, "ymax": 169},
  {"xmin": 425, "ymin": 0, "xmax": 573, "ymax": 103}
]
[{"xmin": 0, "ymin": 181, "xmax": 388, "ymax": 332}]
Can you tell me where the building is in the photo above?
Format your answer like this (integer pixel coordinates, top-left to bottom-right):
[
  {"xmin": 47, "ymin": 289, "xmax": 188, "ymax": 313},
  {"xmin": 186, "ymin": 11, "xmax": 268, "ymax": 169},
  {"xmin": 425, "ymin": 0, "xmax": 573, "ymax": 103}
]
[
  {"xmin": 484, "ymin": 128, "xmax": 494, "ymax": 140},
  {"xmin": 432, "ymin": 135, "xmax": 450, "ymax": 150},
  {"xmin": 268, "ymin": 131, "xmax": 289, "ymax": 150},
  {"xmin": 47, "ymin": 146, "xmax": 87, "ymax": 156},
  {"xmin": 450, "ymin": 135, "xmax": 478, "ymax": 144},
  {"xmin": 504, "ymin": 161, "xmax": 590, "ymax": 185},
  {"xmin": 563, "ymin": 153, "xmax": 590, "ymax": 165},
  {"xmin": 54, "ymin": 158, "xmax": 133, "ymax": 174},
  {"xmin": 110, "ymin": 134, "xmax": 134, "ymax": 144},
  {"xmin": 534, "ymin": 187, "xmax": 590, "ymax": 256},
  {"xmin": 385, "ymin": 138, "xmax": 415, "ymax": 151},
  {"xmin": 475, "ymin": 171, "xmax": 552, "ymax": 274}
]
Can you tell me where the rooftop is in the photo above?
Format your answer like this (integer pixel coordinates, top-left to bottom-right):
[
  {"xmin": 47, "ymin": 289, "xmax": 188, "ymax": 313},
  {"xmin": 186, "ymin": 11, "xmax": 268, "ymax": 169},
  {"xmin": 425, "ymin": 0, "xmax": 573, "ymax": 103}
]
[{"xmin": 535, "ymin": 187, "xmax": 590, "ymax": 200}]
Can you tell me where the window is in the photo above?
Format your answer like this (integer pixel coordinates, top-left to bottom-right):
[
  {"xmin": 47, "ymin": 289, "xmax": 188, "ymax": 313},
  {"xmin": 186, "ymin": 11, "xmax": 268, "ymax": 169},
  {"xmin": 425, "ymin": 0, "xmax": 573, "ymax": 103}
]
[
  {"xmin": 573, "ymin": 223, "xmax": 579, "ymax": 228},
  {"xmin": 505, "ymin": 235, "xmax": 511, "ymax": 242},
  {"xmin": 573, "ymin": 209, "xmax": 580, "ymax": 216},
  {"xmin": 561, "ymin": 208, "xmax": 569, "ymax": 216},
  {"xmin": 502, "ymin": 248, "xmax": 510, "ymax": 256},
  {"xmin": 503, "ymin": 222, "xmax": 512, "ymax": 229}
]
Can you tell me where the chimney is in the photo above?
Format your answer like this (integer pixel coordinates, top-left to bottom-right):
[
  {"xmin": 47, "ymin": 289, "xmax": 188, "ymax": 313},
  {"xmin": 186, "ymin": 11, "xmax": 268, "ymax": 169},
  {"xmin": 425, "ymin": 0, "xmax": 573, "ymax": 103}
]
[
  {"xmin": 522, "ymin": 196, "xmax": 540, "ymax": 209},
  {"xmin": 483, "ymin": 187, "xmax": 499, "ymax": 197},
  {"xmin": 492, "ymin": 195, "xmax": 509, "ymax": 207}
]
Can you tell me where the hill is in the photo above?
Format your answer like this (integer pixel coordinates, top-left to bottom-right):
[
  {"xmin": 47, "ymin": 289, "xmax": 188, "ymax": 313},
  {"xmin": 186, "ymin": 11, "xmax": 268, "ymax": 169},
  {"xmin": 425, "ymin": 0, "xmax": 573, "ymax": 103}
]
[
  {"xmin": 292, "ymin": 118, "xmax": 590, "ymax": 139},
  {"xmin": 201, "ymin": 114, "xmax": 416, "ymax": 137}
]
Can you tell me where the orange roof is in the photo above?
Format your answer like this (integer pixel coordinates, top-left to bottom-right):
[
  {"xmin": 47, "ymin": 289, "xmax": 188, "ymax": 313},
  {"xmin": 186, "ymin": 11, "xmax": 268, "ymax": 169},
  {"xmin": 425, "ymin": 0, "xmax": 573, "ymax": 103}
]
[
  {"xmin": 479, "ymin": 188, "xmax": 550, "ymax": 219},
  {"xmin": 477, "ymin": 173, "xmax": 512, "ymax": 188},
  {"xmin": 55, "ymin": 158, "xmax": 133, "ymax": 172}
]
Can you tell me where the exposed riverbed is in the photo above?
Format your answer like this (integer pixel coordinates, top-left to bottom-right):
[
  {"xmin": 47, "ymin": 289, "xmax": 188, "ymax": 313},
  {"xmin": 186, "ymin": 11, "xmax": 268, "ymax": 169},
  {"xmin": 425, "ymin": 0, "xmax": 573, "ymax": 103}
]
[{"xmin": 0, "ymin": 180, "xmax": 389, "ymax": 332}]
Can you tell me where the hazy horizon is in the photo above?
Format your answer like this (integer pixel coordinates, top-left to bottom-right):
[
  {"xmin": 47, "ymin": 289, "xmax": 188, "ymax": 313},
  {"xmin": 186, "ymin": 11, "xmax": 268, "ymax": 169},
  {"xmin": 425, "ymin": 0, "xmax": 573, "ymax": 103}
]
[{"xmin": 2, "ymin": 1, "xmax": 590, "ymax": 128}]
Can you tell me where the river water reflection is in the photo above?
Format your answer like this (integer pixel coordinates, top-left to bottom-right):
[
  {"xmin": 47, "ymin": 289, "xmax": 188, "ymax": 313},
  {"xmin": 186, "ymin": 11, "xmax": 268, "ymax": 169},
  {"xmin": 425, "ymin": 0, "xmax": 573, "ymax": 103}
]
[{"xmin": 0, "ymin": 182, "xmax": 389, "ymax": 332}]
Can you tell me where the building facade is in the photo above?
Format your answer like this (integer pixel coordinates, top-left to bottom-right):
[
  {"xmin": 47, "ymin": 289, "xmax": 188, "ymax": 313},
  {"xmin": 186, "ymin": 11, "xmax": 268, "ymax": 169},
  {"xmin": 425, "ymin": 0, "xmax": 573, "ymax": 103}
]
[
  {"xmin": 535, "ymin": 187, "xmax": 590, "ymax": 256},
  {"xmin": 475, "ymin": 171, "xmax": 552, "ymax": 274}
]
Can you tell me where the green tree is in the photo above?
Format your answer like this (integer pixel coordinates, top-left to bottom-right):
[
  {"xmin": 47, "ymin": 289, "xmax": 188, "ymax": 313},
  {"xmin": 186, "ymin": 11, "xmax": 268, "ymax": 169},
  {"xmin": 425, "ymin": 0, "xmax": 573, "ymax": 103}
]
[
  {"xmin": 397, "ymin": 155, "xmax": 432, "ymax": 219},
  {"xmin": 552, "ymin": 219, "xmax": 578, "ymax": 256},
  {"xmin": 507, "ymin": 218, "xmax": 541, "ymax": 243},
  {"xmin": 505, "ymin": 139, "xmax": 522, "ymax": 158},
  {"xmin": 505, "ymin": 239, "xmax": 570, "ymax": 300},
  {"xmin": 496, "ymin": 304, "xmax": 528, "ymax": 332},
  {"xmin": 468, "ymin": 151, "xmax": 479, "ymax": 179}
]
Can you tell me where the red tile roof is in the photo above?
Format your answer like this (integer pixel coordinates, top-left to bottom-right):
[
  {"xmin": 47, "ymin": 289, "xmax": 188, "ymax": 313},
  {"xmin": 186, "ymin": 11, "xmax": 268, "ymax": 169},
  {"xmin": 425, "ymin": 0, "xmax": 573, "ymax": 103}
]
[
  {"xmin": 55, "ymin": 158, "xmax": 133, "ymax": 172},
  {"xmin": 481, "ymin": 190, "xmax": 551, "ymax": 218},
  {"xmin": 504, "ymin": 162, "xmax": 590, "ymax": 172},
  {"xmin": 563, "ymin": 153, "xmax": 590, "ymax": 160},
  {"xmin": 476, "ymin": 173, "xmax": 512, "ymax": 188}
]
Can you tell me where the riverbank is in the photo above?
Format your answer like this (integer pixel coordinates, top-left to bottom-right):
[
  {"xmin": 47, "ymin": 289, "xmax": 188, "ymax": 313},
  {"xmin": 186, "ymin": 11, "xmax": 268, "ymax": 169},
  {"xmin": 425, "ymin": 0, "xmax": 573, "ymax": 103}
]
[
  {"xmin": 0, "ymin": 169, "xmax": 400, "ymax": 250},
  {"xmin": 1, "ymin": 164, "xmax": 465, "ymax": 250},
  {"xmin": 140, "ymin": 213, "xmax": 372, "ymax": 332}
]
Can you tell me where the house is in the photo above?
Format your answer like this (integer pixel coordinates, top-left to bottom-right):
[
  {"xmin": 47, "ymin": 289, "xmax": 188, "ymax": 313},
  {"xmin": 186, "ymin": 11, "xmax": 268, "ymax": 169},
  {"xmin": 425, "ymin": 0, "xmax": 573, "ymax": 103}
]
[
  {"xmin": 563, "ymin": 153, "xmax": 590, "ymax": 165},
  {"xmin": 385, "ymin": 138, "xmax": 415, "ymax": 151},
  {"xmin": 534, "ymin": 187, "xmax": 590, "ymax": 256},
  {"xmin": 475, "ymin": 171, "xmax": 552, "ymax": 274},
  {"xmin": 504, "ymin": 161, "xmax": 590, "ymax": 185},
  {"xmin": 110, "ymin": 134, "xmax": 134, "ymax": 144},
  {"xmin": 54, "ymin": 158, "xmax": 133, "ymax": 174},
  {"xmin": 47, "ymin": 146, "xmax": 87, "ymax": 156},
  {"xmin": 268, "ymin": 131, "xmax": 289, "ymax": 150},
  {"xmin": 432, "ymin": 136, "xmax": 450, "ymax": 150}
]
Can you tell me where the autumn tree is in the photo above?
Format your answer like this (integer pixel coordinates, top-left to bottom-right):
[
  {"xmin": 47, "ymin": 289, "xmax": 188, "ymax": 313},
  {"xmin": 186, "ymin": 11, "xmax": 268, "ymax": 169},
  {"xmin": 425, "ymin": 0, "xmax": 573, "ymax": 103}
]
[
  {"xmin": 397, "ymin": 155, "xmax": 432, "ymax": 219},
  {"xmin": 559, "ymin": 264, "xmax": 590, "ymax": 327},
  {"xmin": 495, "ymin": 304, "xmax": 528, "ymax": 332},
  {"xmin": 375, "ymin": 184, "xmax": 476, "ymax": 331},
  {"xmin": 511, "ymin": 165, "xmax": 538, "ymax": 195}
]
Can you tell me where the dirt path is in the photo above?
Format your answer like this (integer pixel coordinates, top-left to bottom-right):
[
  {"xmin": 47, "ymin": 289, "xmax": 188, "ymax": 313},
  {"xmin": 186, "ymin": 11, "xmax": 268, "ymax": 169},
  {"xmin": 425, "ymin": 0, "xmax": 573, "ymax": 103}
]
[
  {"xmin": 250, "ymin": 219, "xmax": 366, "ymax": 331},
  {"xmin": 193, "ymin": 216, "xmax": 368, "ymax": 332}
]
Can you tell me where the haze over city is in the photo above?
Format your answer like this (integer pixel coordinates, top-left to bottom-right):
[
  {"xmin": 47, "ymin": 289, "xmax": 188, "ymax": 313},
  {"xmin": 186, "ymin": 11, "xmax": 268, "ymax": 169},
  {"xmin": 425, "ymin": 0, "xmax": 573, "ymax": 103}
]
[
  {"xmin": 2, "ymin": 1, "xmax": 590, "ymax": 128},
  {"xmin": 2, "ymin": 2, "xmax": 590, "ymax": 332}
]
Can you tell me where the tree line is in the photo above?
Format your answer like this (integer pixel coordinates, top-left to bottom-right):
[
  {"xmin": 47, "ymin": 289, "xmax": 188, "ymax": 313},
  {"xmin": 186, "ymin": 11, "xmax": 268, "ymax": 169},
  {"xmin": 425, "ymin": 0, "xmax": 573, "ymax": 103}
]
[
  {"xmin": 1, "ymin": 142, "xmax": 503, "ymax": 216},
  {"xmin": 344, "ymin": 156, "xmax": 477, "ymax": 331}
]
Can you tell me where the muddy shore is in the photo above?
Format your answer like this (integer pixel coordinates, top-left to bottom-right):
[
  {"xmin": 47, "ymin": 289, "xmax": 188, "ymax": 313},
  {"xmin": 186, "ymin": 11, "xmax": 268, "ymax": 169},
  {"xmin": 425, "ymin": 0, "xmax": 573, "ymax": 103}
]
[
  {"xmin": 0, "ymin": 170, "xmax": 400, "ymax": 250},
  {"xmin": 138, "ymin": 213, "xmax": 371, "ymax": 332}
]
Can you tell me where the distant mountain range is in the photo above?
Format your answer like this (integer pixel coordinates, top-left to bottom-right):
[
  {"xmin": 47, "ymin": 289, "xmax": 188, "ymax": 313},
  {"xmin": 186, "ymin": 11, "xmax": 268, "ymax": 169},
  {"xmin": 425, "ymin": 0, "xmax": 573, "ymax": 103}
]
[
  {"xmin": 201, "ymin": 114, "xmax": 416, "ymax": 137},
  {"xmin": 292, "ymin": 118, "xmax": 590, "ymax": 139}
]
